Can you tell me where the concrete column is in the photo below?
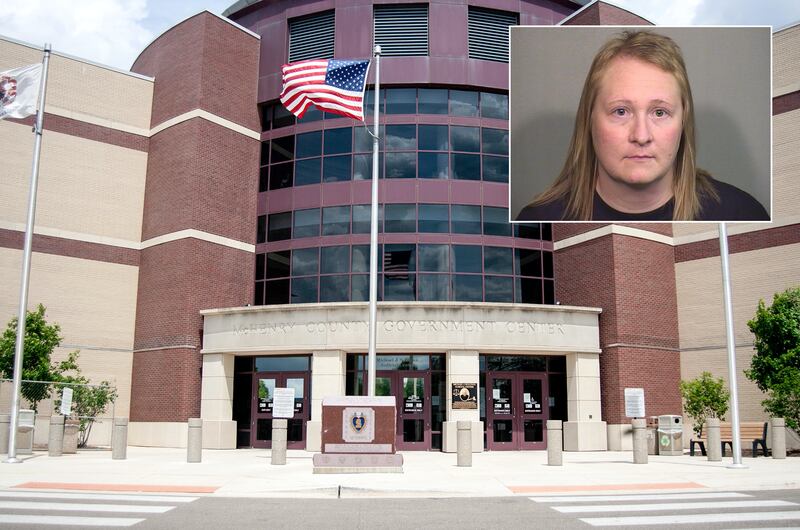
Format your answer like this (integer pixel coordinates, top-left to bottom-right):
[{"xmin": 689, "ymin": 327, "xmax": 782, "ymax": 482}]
[
  {"xmin": 271, "ymin": 419, "xmax": 287, "ymax": 465},
  {"xmin": 771, "ymin": 418, "xmax": 786, "ymax": 459},
  {"xmin": 307, "ymin": 350, "xmax": 346, "ymax": 452},
  {"xmin": 564, "ymin": 352, "xmax": 607, "ymax": 451},
  {"xmin": 0, "ymin": 414, "xmax": 9, "ymax": 455},
  {"xmin": 187, "ymin": 418, "xmax": 203, "ymax": 463},
  {"xmin": 443, "ymin": 350, "xmax": 483, "ymax": 453},
  {"xmin": 547, "ymin": 420, "xmax": 563, "ymax": 466},
  {"xmin": 457, "ymin": 421, "xmax": 472, "ymax": 467},
  {"xmin": 48, "ymin": 415, "xmax": 65, "ymax": 457},
  {"xmin": 706, "ymin": 417, "xmax": 721, "ymax": 461},
  {"xmin": 632, "ymin": 418, "xmax": 647, "ymax": 464},
  {"xmin": 199, "ymin": 353, "xmax": 237, "ymax": 449},
  {"xmin": 112, "ymin": 417, "xmax": 128, "ymax": 460}
]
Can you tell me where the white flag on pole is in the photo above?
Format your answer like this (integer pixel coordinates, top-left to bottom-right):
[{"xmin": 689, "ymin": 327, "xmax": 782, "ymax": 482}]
[{"xmin": 0, "ymin": 64, "xmax": 43, "ymax": 120}]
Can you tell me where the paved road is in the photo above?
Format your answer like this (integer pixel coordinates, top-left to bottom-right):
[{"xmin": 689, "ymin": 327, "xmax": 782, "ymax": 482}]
[{"xmin": 2, "ymin": 489, "xmax": 800, "ymax": 528}]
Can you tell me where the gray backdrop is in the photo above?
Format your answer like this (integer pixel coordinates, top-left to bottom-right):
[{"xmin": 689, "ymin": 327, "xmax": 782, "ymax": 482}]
[{"xmin": 509, "ymin": 26, "xmax": 772, "ymax": 221}]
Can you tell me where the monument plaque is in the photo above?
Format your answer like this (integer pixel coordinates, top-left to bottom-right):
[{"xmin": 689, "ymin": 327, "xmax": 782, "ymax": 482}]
[{"xmin": 451, "ymin": 383, "xmax": 477, "ymax": 410}]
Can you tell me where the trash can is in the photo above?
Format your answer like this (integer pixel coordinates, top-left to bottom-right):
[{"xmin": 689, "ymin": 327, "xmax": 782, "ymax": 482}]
[
  {"xmin": 657, "ymin": 415, "xmax": 683, "ymax": 456},
  {"xmin": 647, "ymin": 416, "xmax": 659, "ymax": 455}
]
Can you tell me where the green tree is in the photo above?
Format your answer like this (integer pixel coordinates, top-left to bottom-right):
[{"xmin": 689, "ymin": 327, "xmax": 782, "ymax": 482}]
[
  {"xmin": 0, "ymin": 304, "xmax": 79, "ymax": 411},
  {"xmin": 680, "ymin": 371, "xmax": 730, "ymax": 436},
  {"xmin": 746, "ymin": 287, "xmax": 800, "ymax": 430},
  {"xmin": 56, "ymin": 379, "xmax": 118, "ymax": 448}
]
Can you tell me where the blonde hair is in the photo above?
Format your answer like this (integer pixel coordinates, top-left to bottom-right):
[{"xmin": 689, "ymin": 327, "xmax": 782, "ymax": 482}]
[{"xmin": 527, "ymin": 31, "xmax": 717, "ymax": 220}]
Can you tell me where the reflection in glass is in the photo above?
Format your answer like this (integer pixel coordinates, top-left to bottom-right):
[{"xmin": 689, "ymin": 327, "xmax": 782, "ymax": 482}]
[
  {"xmin": 386, "ymin": 88, "xmax": 416, "ymax": 114},
  {"xmin": 482, "ymin": 128, "xmax": 508, "ymax": 155},
  {"xmin": 419, "ymin": 88, "xmax": 448, "ymax": 114},
  {"xmin": 291, "ymin": 276, "xmax": 318, "ymax": 303},
  {"xmin": 323, "ymin": 155, "xmax": 352, "ymax": 182},
  {"xmin": 450, "ymin": 90, "xmax": 479, "ymax": 116},
  {"xmin": 418, "ymin": 124, "xmax": 449, "ymax": 151},
  {"xmin": 320, "ymin": 274, "xmax": 349, "ymax": 302},
  {"xmin": 322, "ymin": 206, "xmax": 351, "ymax": 235},
  {"xmin": 418, "ymin": 153, "xmax": 448, "ymax": 179},
  {"xmin": 386, "ymin": 152, "xmax": 416, "ymax": 178},
  {"xmin": 484, "ymin": 206, "xmax": 511, "ymax": 236},
  {"xmin": 482, "ymin": 155, "xmax": 508, "ymax": 183},
  {"xmin": 294, "ymin": 158, "xmax": 321, "ymax": 186},
  {"xmin": 384, "ymin": 244, "xmax": 416, "ymax": 272},
  {"xmin": 351, "ymin": 274, "xmax": 369, "ymax": 301},
  {"xmin": 386, "ymin": 125, "xmax": 416, "ymax": 150},
  {"xmin": 324, "ymin": 127, "xmax": 353, "ymax": 154},
  {"xmin": 451, "ymin": 153, "xmax": 480, "ymax": 180},
  {"xmin": 453, "ymin": 274, "xmax": 482, "ymax": 301},
  {"xmin": 418, "ymin": 274, "xmax": 449, "ymax": 301},
  {"xmin": 296, "ymin": 131, "xmax": 322, "ymax": 158},
  {"xmin": 480, "ymin": 92, "xmax": 509, "ymax": 120},
  {"xmin": 353, "ymin": 126, "xmax": 373, "ymax": 152},
  {"xmin": 418, "ymin": 244, "xmax": 449, "ymax": 271},
  {"xmin": 376, "ymin": 377, "xmax": 391, "ymax": 396},
  {"xmin": 418, "ymin": 204, "xmax": 449, "ymax": 233},
  {"xmin": 255, "ymin": 356, "xmax": 310, "ymax": 371},
  {"xmin": 451, "ymin": 205, "xmax": 481, "ymax": 234},
  {"xmin": 320, "ymin": 245, "xmax": 349, "ymax": 273},
  {"xmin": 452, "ymin": 245, "xmax": 482, "ymax": 273},
  {"xmin": 292, "ymin": 208, "xmax": 320, "ymax": 238},
  {"xmin": 485, "ymin": 276, "xmax": 513, "ymax": 302},
  {"xmin": 484, "ymin": 246, "xmax": 513, "ymax": 274},
  {"xmin": 267, "ymin": 212, "xmax": 291, "ymax": 241},
  {"xmin": 384, "ymin": 274, "xmax": 416, "ymax": 301},
  {"xmin": 451, "ymin": 126, "xmax": 480, "ymax": 152},
  {"xmin": 291, "ymin": 247, "xmax": 319, "ymax": 276},
  {"xmin": 385, "ymin": 204, "xmax": 416, "ymax": 232}
]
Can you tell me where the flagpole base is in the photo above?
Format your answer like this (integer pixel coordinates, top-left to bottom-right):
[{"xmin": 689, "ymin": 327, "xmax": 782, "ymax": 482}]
[
  {"xmin": 3, "ymin": 457, "xmax": 23, "ymax": 464},
  {"xmin": 726, "ymin": 463, "xmax": 748, "ymax": 469}
]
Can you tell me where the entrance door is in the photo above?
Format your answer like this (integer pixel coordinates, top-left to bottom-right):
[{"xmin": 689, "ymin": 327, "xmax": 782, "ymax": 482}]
[
  {"xmin": 250, "ymin": 372, "xmax": 309, "ymax": 449},
  {"xmin": 376, "ymin": 371, "xmax": 430, "ymax": 450},
  {"xmin": 486, "ymin": 372, "xmax": 548, "ymax": 450}
]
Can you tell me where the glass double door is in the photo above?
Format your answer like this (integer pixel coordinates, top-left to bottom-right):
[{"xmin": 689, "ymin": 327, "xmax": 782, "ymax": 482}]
[
  {"xmin": 250, "ymin": 372, "xmax": 309, "ymax": 449},
  {"xmin": 486, "ymin": 372, "xmax": 548, "ymax": 450},
  {"xmin": 376, "ymin": 371, "xmax": 430, "ymax": 450}
]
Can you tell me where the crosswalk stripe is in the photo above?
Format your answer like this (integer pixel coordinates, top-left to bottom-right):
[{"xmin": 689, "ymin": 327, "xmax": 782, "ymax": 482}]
[
  {"xmin": 0, "ymin": 500, "xmax": 175, "ymax": 513},
  {"xmin": 0, "ymin": 491, "xmax": 198, "ymax": 503},
  {"xmin": 530, "ymin": 492, "xmax": 751, "ymax": 503},
  {"xmin": 556, "ymin": 499, "xmax": 796, "ymax": 513},
  {"xmin": 0, "ymin": 514, "xmax": 144, "ymax": 527},
  {"xmin": 581, "ymin": 511, "xmax": 800, "ymax": 527}
]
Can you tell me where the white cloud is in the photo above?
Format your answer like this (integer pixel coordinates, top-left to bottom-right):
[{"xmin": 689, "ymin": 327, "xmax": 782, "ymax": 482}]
[{"xmin": 0, "ymin": 0, "xmax": 154, "ymax": 70}]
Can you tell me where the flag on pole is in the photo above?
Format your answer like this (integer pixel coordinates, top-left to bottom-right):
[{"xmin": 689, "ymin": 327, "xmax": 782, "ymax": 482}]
[
  {"xmin": 280, "ymin": 59, "xmax": 370, "ymax": 121},
  {"xmin": 0, "ymin": 64, "xmax": 43, "ymax": 120}
]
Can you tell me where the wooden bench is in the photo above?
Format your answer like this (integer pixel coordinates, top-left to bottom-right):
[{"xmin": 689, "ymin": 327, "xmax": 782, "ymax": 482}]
[{"xmin": 689, "ymin": 421, "xmax": 768, "ymax": 457}]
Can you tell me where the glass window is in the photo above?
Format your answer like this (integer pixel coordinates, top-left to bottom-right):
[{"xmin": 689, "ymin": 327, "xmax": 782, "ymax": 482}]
[
  {"xmin": 419, "ymin": 88, "xmax": 448, "ymax": 114},
  {"xmin": 323, "ymin": 155, "xmax": 352, "ymax": 182},
  {"xmin": 351, "ymin": 274, "xmax": 369, "ymax": 301},
  {"xmin": 418, "ymin": 274, "xmax": 449, "ymax": 301},
  {"xmin": 482, "ymin": 155, "xmax": 508, "ymax": 183},
  {"xmin": 353, "ymin": 154, "xmax": 372, "ymax": 180},
  {"xmin": 516, "ymin": 249, "xmax": 542, "ymax": 277},
  {"xmin": 384, "ymin": 274, "xmax": 416, "ymax": 301},
  {"xmin": 267, "ymin": 212, "xmax": 291, "ymax": 241},
  {"xmin": 354, "ymin": 126, "xmax": 373, "ymax": 152},
  {"xmin": 418, "ymin": 153, "xmax": 448, "ymax": 179},
  {"xmin": 386, "ymin": 88, "xmax": 416, "ymax": 114},
  {"xmin": 544, "ymin": 279, "xmax": 555, "ymax": 304},
  {"xmin": 290, "ymin": 276, "xmax": 318, "ymax": 303},
  {"xmin": 418, "ymin": 125, "xmax": 449, "ymax": 151},
  {"xmin": 418, "ymin": 204, "xmax": 449, "ymax": 232},
  {"xmin": 297, "ymin": 106, "xmax": 323, "ymax": 123},
  {"xmin": 324, "ymin": 127, "xmax": 352, "ymax": 154},
  {"xmin": 352, "ymin": 244, "xmax": 382, "ymax": 273},
  {"xmin": 269, "ymin": 162, "xmax": 293, "ymax": 189},
  {"xmin": 320, "ymin": 245, "xmax": 349, "ymax": 274},
  {"xmin": 260, "ymin": 141, "xmax": 270, "ymax": 166},
  {"xmin": 294, "ymin": 158, "xmax": 321, "ymax": 186},
  {"xmin": 485, "ymin": 276, "xmax": 513, "ymax": 302},
  {"xmin": 353, "ymin": 204, "xmax": 382, "ymax": 234},
  {"xmin": 320, "ymin": 275, "xmax": 350, "ymax": 302},
  {"xmin": 484, "ymin": 207, "xmax": 511, "ymax": 236},
  {"xmin": 257, "ymin": 215, "xmax": 266, "ymax": 244},
  {"xmin": 452, "ymin": 245, "xmax": 482, "ymax": 273},
  {"xmin": 384, "ymin": 244, "xmax": 416, "ymax": 273},
  {"xmin": 515, "ymin": 223, "xmax": 541, "ymax": 240},
  {"xmin": 450, "ymin": 90, "xmax": 479, "ymax": 116},
  {"xmin": 364, "ymin": 89, "xmax": 385, "ymax": 117},
  {"xmin": 451, "ymin": 126, "xmax": 480, "ymax": 152},
  {"xmin": 516, "ymin": 277, "xmax": 543, "ymax": 304},
  {"xmin": 386, "ymin": 125, "xmax": 416, "ymax": 150},
  {"xmin": 266, "ymin": 251, "xmax": 290, "ymax": 279},
  {"xmin": 451, "ymin": 205, "xmax": 481, "ymax": 234},
  {"xmin": 293, "ymin": 208, "xmax": 320, "ymax": 238},
  {"xmin": 322, "ymin": 206, "xmax": 351, "ymax": 235},
  {"xmin": 255, "ymin": 253, "xmax": 266, "ymax": 281},
  {"xmin": 271, "ymin": 136, "xmax": 294, "ymax": 162},
  {"xmin": 451, "ymin": 154, "xmax": 480, "ymax": 180},
  {"xmin": 484, "ymin": 246, "xmax": 513, "ymax": 275},
  {"xmin": 385, "ymin": 204, "xmax": 416, "ymax": 232},
  {"xmin": 255, "ymin": 279, "xmax": 263, "ymax": 306},
  {"xmin": 255, "ymin": 356, "xmax": 310, "ymax": 372},
  {"xmin": 292, "ymin": 247, "xmax": 319, "ymax": 276},
  {"xmin": 259, "ymin": 166, "xmax": 269, "ymax": 192},
  {"xmin": 542, "ymin": 223, "xmax": 553, "ymax": 241},
  {"xmin": 296, "ymin": 131, "xmax": 322, "ymax": 158},
  {"xmin": 272, "ymin": 105, "xmax": 295, "ymax": 129},
  {"xmin": 418, "ymin": 244, "xmax": 449, "ymax": 272},
  {"xmin": 265, "ymin": 279, "xmax": 290, "ymax": 304},
  {"xmin": 482, "ymin": 128, "xmax": 508, "ymax": 155},
  {"xmin": 543, "ymin": 251, "xmax": 554, "ymax": 278},
  {"xmin": 480, "ymin": 92, "xmax": 508, "ymax": 120},
  {"xmin": 386, "ymin": 152, "xmax": 416, "ymax": 178},
  {"xmin": 453, "ymin": 274, "xmax": 482, "ymax": 301},
  {"xmin": 260, "ymin": 105, "xmax": 271, "ymax": 132}
]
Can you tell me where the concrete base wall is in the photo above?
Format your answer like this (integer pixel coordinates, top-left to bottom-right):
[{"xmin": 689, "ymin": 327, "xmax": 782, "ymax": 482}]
[
  {"xmin": 442, "ymin": 421, "xmax": 484, "ymax": 452},
  {"xmin": 564, "ymin": 421, "xmax": 607, "ymax": 451},
  {"xmin": 607, "ymin": 423, "xmax": 634, "ymax": 451},
  {"xmin": 129, "ymin": 421, "xmax": 188, "ymax": 448}
]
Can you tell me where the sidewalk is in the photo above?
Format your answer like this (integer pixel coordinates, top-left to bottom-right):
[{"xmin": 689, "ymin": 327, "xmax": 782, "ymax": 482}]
[{"xmin": 0, "ymin": 448, "xmax": 798, "ymax": 498}]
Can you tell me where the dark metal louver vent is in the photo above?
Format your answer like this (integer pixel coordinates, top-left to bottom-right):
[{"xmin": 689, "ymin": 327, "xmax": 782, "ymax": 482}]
[
  {"xmin": 468, "ymin": 7, "xmax": 518, "ymax": 63},
  {"xmin": 288, "ymin": 10, "xmax": 335, "ymax": 62},
  {"xmin": 374, "ymin": 4, "xmax": 428, "ymax": 57}
]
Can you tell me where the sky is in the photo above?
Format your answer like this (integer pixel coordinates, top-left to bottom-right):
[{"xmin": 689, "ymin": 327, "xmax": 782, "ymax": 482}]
[{"xmin": 1, "ymin": 0, "xmax": 800, "ymax": 71}]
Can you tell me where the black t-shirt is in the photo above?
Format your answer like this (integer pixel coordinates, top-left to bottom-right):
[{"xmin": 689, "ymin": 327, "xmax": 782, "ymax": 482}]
[{"xmin": 516, "ymin": 178, "xmax": 769, "ymax": 222}]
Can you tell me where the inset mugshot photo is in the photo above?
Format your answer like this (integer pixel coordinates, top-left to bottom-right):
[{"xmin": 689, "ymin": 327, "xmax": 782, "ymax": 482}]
[{"xmin": 510, "ymin": 26, "xmax": 771, "ymax": 222}]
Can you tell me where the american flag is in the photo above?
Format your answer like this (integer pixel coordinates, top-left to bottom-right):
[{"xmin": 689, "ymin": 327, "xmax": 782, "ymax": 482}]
[{"xmin": 280, "ymin": 59, "xmax": 370, "ymax": 121}]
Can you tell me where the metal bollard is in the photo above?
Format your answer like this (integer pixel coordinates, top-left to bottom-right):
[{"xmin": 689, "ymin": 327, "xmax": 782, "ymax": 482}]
[
  {"xmin": 706, "ymin": 417, "xmax": 721, "ymax": 461},
  {"xmin": 48, "ymin": 415, "xmax": 65, "ymax": 457},
  {"xmin": 271, "ymin": 419, "xmax": 287, "ymax": 465},
  {"xmin": 112, "ymin": 417, "xmax": 128, "ymax": 460},
  {"xmin": 0, "ymin": 414, "xmax": 9, "ymax": 455},
  {"xmin": 632, "ymin": 418, "xmax": 648, "ymax": 464},
  {"xmin": 457, "ymin": 421, "xmax": 472, "ymax": 467},
  {"xmin": 546, "ymin": 420, "xmax": 563, "ymax": 466},
  {"xmin": 187, "ymin": 418, "xmax": 203, "ymax": 463},
  {"xmin": 771, "ymin": 417, "xmax": 786, "ymax": 459}
]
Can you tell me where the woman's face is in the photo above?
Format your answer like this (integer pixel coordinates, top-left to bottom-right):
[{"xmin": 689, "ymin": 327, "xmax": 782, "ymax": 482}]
[{"xmin": 591, "ymin": 56, "xmax": 683, "ymax": 190}]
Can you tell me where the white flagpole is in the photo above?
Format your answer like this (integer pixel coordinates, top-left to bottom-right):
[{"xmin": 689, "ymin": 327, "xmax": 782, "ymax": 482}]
[
  {"xmin": 5, "ymin": 44, "xmax": 52, "ymax": 464},
  {"xmin": 367, "ymin": 45, "xmax": 381, "ymax": 397},
  {"xmin": 718, "ymin": 222, "xmax": 746, "ymax": 469}
]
